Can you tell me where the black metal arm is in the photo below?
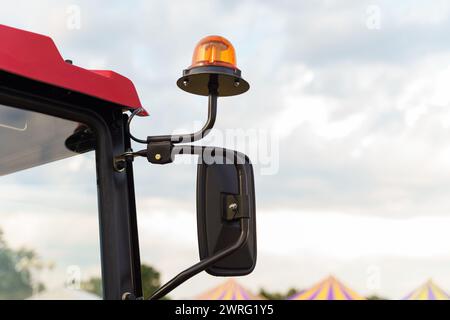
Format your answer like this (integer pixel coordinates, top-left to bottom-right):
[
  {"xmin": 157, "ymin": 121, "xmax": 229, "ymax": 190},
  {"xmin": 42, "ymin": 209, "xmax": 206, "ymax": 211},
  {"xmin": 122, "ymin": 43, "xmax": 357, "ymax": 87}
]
[
  {"xmin": 148, "ymin": 218, "xmax": 249, "ymax": 300},
  {"xmin": 127, "ymin": 93, "xmax": 217, "ymax": 144},
  {"xmin": 149, "ymin": 93, "xmax": 217, "ymax": 143}
]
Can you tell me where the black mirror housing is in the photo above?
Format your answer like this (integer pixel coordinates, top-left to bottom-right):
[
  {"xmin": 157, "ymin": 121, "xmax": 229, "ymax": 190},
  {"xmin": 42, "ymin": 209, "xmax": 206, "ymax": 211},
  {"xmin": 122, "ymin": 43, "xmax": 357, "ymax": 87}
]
[{"xmin": 196, "ymin": 152, "xmax": 257, "ymax": 276}]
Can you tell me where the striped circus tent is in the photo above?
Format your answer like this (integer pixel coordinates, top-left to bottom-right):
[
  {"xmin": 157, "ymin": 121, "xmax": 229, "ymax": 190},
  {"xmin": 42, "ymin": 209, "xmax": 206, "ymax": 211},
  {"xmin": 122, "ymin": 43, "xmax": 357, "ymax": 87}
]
[
  {"xmin": 289, "ymin": 275, "xmax": 365, "ymax": 300},
  {"xmin": 196, "ymin": 279, "xmax": 262, "ymax": 300},
  {"xmin": 403, "ymin": 279, "xmax": 450, "ymax": 300}
]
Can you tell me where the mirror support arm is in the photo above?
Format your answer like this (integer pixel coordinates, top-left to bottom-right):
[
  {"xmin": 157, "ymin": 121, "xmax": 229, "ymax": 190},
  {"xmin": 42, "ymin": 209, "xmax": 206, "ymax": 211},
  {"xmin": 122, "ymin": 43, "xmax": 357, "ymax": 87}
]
[
  {"xmin": 118, "ymin": 93, "xmax": 217, "ymax": 167},
  {"xmin": 147, "ymin": 92, "xmax": 217, "ymax": 144},
  {"xmin": 148, "ymin": 218, "xmax": 249, "ymax": 300},
  {"xmin": 126, "ymin": 89, "xmax": 218, "ymax": 145}
]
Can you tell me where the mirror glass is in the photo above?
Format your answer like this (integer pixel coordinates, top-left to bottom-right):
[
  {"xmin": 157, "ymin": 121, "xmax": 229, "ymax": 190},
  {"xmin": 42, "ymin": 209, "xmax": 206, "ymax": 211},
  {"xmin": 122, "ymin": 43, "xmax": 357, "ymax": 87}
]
[{"xmin": 196, "ymin": 150, "xmax": 256, "ymax": 276}]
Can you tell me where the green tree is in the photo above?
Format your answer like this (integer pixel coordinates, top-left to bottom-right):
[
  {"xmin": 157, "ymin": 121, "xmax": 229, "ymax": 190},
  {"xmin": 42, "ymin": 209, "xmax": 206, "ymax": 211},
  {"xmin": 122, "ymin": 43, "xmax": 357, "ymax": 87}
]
[
  {"xmin": 259, "ymin": 287, "xmax": 299, "ymax": 300},
  {"xmin": 81, "ymin": 263, "xmax": 167, "ymax": 299},
  {"xmin": 141, "ymin": 264, "xmax": 164, "ymax": 298},
  {"xmin": 0, "ymin": 230, "xmax": 45, "ymax": 299}
]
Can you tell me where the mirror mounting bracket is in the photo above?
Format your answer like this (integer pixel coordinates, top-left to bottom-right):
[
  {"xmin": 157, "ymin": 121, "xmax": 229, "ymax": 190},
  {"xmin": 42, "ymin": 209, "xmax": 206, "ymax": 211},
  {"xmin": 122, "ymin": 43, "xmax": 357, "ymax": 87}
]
[
  {"xmin": 114, "ymin": 89, "xmax": 218, "ymax": 169},
  {"xmin": 223, "ymin": 193, "xmax": 250, "ymax": 220},
  {"xmin": 125, "ymin": 90, "xmax": 218, "ymax": 145},
  {"xmin": 146, "ymin": 141, "xmax": 174, "ymax": 164}
]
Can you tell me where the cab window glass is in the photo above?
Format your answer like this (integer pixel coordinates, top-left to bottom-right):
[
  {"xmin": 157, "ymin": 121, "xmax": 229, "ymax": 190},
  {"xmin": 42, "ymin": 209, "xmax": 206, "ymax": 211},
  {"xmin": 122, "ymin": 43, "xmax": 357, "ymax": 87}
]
[{"xmin": 0, "ymin": 104, "xmax": 101, "ymax": 300}]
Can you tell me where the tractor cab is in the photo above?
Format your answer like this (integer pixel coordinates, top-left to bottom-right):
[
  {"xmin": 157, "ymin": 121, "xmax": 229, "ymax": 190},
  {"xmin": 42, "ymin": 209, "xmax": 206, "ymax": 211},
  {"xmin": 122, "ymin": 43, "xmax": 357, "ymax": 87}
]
[{"xmin": 0, "ymin": 25, "xmax": 256, "ymax": 300}]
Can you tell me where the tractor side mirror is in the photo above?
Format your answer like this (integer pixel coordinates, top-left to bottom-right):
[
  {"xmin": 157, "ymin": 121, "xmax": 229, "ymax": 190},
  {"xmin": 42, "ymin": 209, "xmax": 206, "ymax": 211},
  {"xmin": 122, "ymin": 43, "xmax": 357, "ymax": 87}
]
[{"xmin": 196, "ymin": 151, "xmax": 257, "ymax": 276}]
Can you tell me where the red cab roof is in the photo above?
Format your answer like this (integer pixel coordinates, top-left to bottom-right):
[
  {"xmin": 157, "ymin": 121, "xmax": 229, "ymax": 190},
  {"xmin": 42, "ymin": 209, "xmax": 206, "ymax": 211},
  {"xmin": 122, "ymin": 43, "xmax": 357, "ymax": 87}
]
[{"xmin": 0, "ymin": 24, "xmax": 148, "ymax": 116}]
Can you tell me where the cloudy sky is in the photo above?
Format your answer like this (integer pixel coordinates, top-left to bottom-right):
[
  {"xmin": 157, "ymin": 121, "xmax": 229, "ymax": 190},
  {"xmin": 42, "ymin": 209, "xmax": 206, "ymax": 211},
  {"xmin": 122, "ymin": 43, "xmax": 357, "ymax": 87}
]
[{"xmin": 3, "ymin": 0, "xmax": 450, "ymax": 299}]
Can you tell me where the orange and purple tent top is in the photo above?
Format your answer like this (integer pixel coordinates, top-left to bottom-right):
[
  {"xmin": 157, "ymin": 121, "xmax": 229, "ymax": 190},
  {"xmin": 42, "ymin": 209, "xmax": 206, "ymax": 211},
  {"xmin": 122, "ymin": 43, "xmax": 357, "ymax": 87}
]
[
  {"xmin": 288, "ymin": 275, "xmax": 365, "ymax": 300},
  {"xmin": 195, "ymin": 279, "xmax": 263, "ymax": 300},
  {"xmin": 403, "ymin": 279, "xmax": 450, "ymax": 300}
]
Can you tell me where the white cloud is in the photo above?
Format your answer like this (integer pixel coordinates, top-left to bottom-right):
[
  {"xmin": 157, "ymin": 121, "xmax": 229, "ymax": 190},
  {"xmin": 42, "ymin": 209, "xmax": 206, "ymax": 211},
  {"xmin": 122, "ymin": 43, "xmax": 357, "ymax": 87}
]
[{"xmin": 4, "ymin": 0, "xmax": 450, "ymax": 299}]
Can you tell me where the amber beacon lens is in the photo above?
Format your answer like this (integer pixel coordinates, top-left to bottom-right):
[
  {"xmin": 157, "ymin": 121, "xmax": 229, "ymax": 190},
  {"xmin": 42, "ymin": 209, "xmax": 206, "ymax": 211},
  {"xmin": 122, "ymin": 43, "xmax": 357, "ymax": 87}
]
[
  {"xmin": 177, "ymin": 35, "xmax": 249, "ymax": 97},
  {"xmin": 190, "ymin": 35, "xmax": 237, "ymax": 69}
]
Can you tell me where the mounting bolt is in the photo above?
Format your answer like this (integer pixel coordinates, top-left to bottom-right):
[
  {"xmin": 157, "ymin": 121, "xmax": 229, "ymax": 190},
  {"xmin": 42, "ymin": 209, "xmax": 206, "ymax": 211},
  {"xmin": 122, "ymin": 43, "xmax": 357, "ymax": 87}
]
[
  {"xmin": 113, "ymin": 160, "xmax": 126, "ymax": 173},
  {"xmin": 234, "ymin": 80, "xmax": 240, "ymax": 87},
  {"xmin": 229, "ymin": 203, "xmax": 238, "ymax": 211},
  {"xmin": 155, "ymin": 153, "xmax": 162, "ymax": 160},
  {"xmin": 183, "ymin": 79, "xmax": 189, "ymax": 87}
]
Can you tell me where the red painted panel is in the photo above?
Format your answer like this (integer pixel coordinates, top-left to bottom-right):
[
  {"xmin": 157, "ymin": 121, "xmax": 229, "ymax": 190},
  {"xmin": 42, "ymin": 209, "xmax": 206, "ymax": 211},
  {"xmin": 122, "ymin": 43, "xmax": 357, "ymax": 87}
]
[{"xmin": 0, "ymin": 24, "xmax": 148, "ymax": 116}]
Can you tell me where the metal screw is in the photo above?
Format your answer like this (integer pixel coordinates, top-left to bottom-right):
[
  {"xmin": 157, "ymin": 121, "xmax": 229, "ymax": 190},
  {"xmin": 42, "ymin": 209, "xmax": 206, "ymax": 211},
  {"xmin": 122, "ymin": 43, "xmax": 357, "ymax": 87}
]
[
  {"xmin": 229, "ymin": 203, "xmax": 238, "ymax": 211},
  {"xmin": 113, "ymin": 160, "xmax": 126, "ymax": 173},
  {"xmin": 234, "ymin": 80, "xmax": 240, "ymax": 87},
  {"xmin": 155, "ymin": 154, "xmax": 161, "ymax": 160},
  {"xmin": 183, "ymin": 79, "xmax": 189, "ymax": 87}
]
